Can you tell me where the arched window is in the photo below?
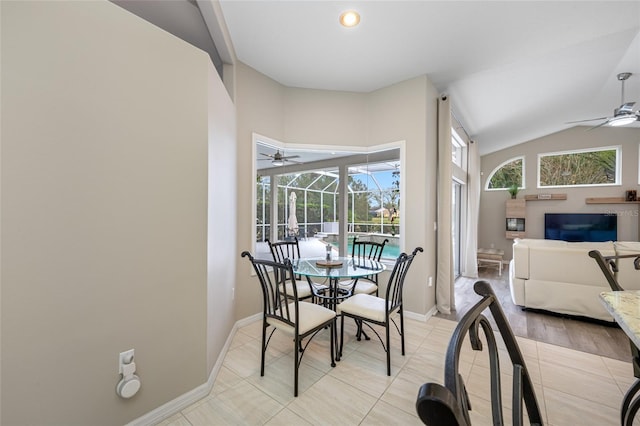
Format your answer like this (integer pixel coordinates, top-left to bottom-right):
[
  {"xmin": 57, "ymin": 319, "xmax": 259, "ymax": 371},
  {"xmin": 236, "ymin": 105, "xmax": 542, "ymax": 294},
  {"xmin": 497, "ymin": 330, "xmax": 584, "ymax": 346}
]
[{"xmin": 485, "ymin": 157, "xmax": 524, "ymax": 190}]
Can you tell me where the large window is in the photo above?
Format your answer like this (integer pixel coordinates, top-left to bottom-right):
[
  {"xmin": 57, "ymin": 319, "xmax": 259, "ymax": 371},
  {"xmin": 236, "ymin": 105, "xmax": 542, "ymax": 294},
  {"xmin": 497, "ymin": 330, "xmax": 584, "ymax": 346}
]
[
  {"xmin": 255, "ymin": 140, "xmax": 402, "ymax": 260},
  {"xmin": 485, "ymin": 157, "xmax": 524, "ymax": 190},
  {"xmin": 537, "ymin": 146, "xmax": 620, "ymax": 188}
]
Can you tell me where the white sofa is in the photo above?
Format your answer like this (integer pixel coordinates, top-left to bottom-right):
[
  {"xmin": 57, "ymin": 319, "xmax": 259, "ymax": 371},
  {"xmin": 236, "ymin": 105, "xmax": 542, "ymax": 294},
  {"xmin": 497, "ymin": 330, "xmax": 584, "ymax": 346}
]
[{"xmin": 509, "ymin": 238, "xmax": 640, "ymax": 321}]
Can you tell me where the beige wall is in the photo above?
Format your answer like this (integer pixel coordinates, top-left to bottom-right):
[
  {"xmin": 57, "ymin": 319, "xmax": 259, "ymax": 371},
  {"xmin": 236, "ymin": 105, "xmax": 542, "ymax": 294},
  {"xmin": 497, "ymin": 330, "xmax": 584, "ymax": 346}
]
[
  {"xmin": 2, "ymin": 2, "xmax": 236, "ymax": 424},
  {"xmin": 480, "ymin": 126, "xmax": 640, "ymax": 260},
  {"xmin": 367, "ymin": 77, "xmax": 438, "ymax": 314},
  {"xmin": 234, "ymin": 65, "xmax": 438, "ymax": 319},
  {"xmin": 284, "ymin": 88, "xmax": 368, "ymax": 146},
  {"xmin": 234, "ymin": 62, "xmax": 286, "ymax": 320},
  {"xmin": 206, "ymin": 63, "xmax": 238, "ymax": 372}
]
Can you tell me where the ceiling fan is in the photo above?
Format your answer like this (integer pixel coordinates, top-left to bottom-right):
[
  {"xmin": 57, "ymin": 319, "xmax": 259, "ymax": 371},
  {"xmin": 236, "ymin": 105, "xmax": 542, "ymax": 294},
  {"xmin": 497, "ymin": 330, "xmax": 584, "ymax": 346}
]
[
  {"xmin": 259, "ymin": 150, "xmax": 301, "ymax": 166},
  {"xmin": 567, "ymin": 72, "xmax": 639, "ymax": 129}
]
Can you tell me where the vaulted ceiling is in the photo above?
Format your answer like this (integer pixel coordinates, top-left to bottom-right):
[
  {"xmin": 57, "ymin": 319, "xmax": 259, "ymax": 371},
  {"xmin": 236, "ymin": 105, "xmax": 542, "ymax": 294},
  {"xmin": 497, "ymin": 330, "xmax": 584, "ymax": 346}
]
[{"xmin": 115, "ymin": 1, "xmax": 640, "ymax": 156}]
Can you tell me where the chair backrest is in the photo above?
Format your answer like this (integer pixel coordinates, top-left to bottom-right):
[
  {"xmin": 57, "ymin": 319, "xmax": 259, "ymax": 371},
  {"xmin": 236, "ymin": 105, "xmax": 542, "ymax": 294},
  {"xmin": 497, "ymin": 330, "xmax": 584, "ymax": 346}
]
[
  {"xmin": 241, "ymin": 251, "xmax": 299, "ymax": 328},
  {"xmin": 267, "ymin": 237, "xmax": 301, "ymax": 263},
  {"xmin": 385, "ymin": 247, "xmax": 423, "ymax": 311},
  {"xmin": 588, "ymin": 249, "xmax": 640, "ymax": 291},
  {"xmin": 351, "ymin": 238, "xmax": 389, "ymax": 285},
  {"xmin": 351, "ymin": 237, "xmax": 389, "ymax": 262},
  {"xmin": 416, "ymin": 280, "xmax": 543, "ymax": 426}
]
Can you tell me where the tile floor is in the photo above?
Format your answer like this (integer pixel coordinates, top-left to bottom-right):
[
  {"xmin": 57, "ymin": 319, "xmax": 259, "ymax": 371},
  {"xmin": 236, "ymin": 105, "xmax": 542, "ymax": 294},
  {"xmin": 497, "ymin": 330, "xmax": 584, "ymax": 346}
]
[{"xmin": 157, "ymin": 315, "xmax": 639, "ymax": 426}]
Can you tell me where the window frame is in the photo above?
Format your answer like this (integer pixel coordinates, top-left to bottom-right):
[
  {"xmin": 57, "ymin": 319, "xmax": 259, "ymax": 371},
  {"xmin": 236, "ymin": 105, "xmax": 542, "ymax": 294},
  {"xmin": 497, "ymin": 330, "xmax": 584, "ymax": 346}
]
[
  {"xmin": 484, "ymin": 156, "xmax": 525, "ymax": 191},
  {"xmin": 451, "ymin": 128, "xmax": 466, "ymax": 169},
  {"xmin": 536, "ymin": 145, "xmax": 621, "ymax": 189}
]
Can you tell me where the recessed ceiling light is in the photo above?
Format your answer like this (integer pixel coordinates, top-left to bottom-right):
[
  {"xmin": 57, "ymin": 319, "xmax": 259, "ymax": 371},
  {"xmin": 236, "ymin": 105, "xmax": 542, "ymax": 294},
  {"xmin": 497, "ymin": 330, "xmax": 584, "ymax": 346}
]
[{"xmin": 339, "ymin": 10, "xmax": 360, "ymax": 28}]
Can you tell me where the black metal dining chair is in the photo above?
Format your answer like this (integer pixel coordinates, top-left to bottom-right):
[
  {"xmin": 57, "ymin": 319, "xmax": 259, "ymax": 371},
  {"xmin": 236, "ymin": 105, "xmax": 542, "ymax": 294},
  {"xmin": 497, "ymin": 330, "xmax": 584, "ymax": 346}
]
[
  {"xmin": 337, "ymin": 247, "xmax": 422, "ymax": 375},
  {"xmin": 415, "ymin": 280, "xmax": 543, "ymax": 426},
  {"xmin": 266, "ymin": 237, "xmax": 328, "ymax": 301},
  {"xmin": 338, "ymin": 237, "xmax": 389, "ymax": 296},
  {"xmin": 241, "ymin": 251, "xmax": 336, "ymax": 397}
]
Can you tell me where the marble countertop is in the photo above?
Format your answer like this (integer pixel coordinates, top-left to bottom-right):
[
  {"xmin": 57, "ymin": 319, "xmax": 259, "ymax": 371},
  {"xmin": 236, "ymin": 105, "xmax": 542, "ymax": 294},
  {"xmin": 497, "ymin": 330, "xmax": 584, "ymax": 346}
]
[{"xmin": 600, "ymin": 291, "xmax": 640, "ymax": 349}]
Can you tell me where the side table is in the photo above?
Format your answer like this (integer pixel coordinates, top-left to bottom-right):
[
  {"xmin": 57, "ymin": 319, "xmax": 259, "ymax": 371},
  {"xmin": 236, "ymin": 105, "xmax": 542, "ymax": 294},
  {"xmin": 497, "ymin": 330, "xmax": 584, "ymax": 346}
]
[{"xmin": 477, "ymin": 248, "xmax": 505, "ymax": 276}]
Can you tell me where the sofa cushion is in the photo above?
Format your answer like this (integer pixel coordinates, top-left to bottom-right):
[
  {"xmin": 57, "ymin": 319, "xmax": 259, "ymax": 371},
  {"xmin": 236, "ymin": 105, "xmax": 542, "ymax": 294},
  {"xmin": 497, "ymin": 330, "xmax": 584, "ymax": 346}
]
[
  {"xmin": 529, "ymin": 244, "xmax": 615, "ymax": 286},
  {"xmin": 512, "ymin": 239, "xmax": 614, "ymax": 281},
  {"xmin": 513, "ymin": 239, "xmax": 569, "ymax": 280}
]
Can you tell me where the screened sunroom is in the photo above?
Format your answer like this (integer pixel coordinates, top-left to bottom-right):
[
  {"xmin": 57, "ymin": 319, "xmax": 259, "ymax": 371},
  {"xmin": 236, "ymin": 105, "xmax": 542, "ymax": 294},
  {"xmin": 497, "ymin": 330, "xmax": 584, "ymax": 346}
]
[{"xmin": 255, "ymin": 142, "xmax": 402, "ymax": 260}]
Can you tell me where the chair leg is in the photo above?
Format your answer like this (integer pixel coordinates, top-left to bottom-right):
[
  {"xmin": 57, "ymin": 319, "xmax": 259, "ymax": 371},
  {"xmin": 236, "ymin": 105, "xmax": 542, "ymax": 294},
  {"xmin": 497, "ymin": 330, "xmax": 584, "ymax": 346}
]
[
  {"xmin": 338, "ymin": 314, "xmax": 345, "ymax": 360},
  {"xmin": 261, "ymin": 320, "xmax": 267, "ymax": 377},
  {"xmin": 385, "ymin": 321, "xmax": 391, "ymax": 376},
  {"xmin": 400, "ymin": 308, "xmax": 405, "ymax": 356},
  {"xmin": 331, "ymin": 319, "xmax": 336, "ymax": 367},
  {"xmin": 294, "ymin": 335, "xmax": 299, "ymax": 397}
]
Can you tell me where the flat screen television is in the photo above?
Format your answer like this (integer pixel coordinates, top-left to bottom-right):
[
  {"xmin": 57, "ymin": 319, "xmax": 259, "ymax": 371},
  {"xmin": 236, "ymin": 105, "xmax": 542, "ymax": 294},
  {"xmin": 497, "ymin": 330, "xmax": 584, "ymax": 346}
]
[{"xmin": 544, "ymin": 213, "xmax": 617, "ymax": 242}]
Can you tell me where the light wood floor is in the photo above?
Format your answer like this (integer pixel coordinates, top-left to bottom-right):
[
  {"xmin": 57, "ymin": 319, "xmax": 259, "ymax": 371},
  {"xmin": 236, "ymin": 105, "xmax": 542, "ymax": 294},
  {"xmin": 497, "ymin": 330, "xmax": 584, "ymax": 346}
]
[{"xmin": 437, "ymin": 265, "xmax": 632, "ymax": 362}]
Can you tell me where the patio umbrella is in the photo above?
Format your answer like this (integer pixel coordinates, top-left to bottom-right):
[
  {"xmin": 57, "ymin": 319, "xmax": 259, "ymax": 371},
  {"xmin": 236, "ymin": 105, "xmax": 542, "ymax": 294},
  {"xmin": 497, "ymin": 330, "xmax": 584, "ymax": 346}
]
[{"xmin": 288, "ymin": 192, "xmax": 299, "ymax": 237}]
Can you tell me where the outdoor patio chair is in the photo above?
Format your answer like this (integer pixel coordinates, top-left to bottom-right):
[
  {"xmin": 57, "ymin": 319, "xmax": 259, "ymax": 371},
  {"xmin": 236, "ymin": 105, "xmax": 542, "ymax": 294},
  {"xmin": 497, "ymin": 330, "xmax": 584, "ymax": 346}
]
[
  {"xmin": 266, "ymin": 238, "xmax": 328, "ymax": 301},
  {"xmin": 337, "ymin": 247, "xmax": 422, "ymax": 375},
  {"xmin": 241, "ymin": 251, "xmax": 336, "ymax": 397},
  {"xmin": 338, "ymin": 237, "xmax": 389, "ymax": 296},
  {"xmin": 415, "ymin": 280, "xmax": 543, "ymax": 426}
]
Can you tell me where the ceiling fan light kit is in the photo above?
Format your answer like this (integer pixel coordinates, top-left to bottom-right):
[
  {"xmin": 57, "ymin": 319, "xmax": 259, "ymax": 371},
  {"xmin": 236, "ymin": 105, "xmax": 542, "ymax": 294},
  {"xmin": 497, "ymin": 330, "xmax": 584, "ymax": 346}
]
[{"xmin": 608, "ymin": 115, "xmax": 637, "ymax": 127}]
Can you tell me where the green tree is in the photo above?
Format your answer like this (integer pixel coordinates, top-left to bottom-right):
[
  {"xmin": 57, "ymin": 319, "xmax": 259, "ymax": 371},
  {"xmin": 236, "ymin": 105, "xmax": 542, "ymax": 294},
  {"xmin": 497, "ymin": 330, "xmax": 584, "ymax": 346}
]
[
  {"xmin": 488, "ymin": 159, "xmax": 522, "ymax": 189},
  {"xmin": 540, "ymin": 149, "xmax": 616, "ymax": 186}
]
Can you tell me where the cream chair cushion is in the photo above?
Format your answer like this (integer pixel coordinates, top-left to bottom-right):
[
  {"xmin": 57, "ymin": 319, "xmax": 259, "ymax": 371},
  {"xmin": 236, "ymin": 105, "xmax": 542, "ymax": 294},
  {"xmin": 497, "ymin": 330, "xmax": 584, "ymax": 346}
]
[
  {"xmin": 271, "ymin": 302, "xmax": 336, "ymax": 335},
  {"xmin": 337, "ymin": 293, "xmax": 398, "ymax": 323}
]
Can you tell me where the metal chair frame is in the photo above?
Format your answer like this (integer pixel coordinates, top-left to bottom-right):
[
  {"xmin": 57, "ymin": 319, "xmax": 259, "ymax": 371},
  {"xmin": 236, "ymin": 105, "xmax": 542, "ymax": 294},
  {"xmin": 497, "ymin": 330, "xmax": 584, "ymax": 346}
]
[
  {"xmin": 266, "ymin": 237, "xmax": 328, "ymax": 301},
  {"xmin": 241, "ymin": 251, "xmax": 336, "ymax": 397},
  {"xmin": 338, "ymin": 247, "xmax": 423, "ymax": 375},
  {"xmin": 416, "ymin": 280, "xmax": 543, "ymax": 426},
  {"xmin": 346, "ymin": 237, "xmax": 389, "ymax": 296}
]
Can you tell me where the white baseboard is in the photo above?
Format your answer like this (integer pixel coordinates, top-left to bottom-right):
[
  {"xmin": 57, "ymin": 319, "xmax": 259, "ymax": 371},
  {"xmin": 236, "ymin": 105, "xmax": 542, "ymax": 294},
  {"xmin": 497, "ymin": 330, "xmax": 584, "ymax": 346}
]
[
  {"xmin": 125, "ymin": 314, "xmax": 260, "ymax": 426},
  {"xmin": 125, "ymin": 308, "xmax": 432, "ymax": 425}
]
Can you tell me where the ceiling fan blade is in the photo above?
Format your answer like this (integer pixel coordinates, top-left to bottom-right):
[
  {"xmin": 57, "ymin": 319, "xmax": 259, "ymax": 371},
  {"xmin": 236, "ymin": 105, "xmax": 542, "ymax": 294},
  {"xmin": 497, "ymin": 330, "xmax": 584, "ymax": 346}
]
[
  {"xmin": 282, "ymin": 155, "xmax": 300, "ymax": 160},
  {"xmin": 586, "ymin": 120, "xmax": 610, "ymax": 130},
  {"xmin": 260, "ymin": 153, "xmax": 274, "ymax": 158},
  {"xmin": 566, "ymin": 117, "xmax": 608, "ymax": 124}
]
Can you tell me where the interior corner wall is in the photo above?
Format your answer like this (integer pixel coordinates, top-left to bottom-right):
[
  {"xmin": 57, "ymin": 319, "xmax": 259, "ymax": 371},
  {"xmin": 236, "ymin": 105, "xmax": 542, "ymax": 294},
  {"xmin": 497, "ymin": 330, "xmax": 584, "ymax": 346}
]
[
  {"xmin": 206, "ymin": 63, "xmax": 237, "ymax": 372},
  {"xmin": 367, "ymin": 76, "xmax": 438, "ymax": 315},
  {"xmin": 2, "ymin": 2, "xmax": 212, "ymax": 424},
  {"xmin": 479, "ymin": 126, "xmax": 640, "ymax": 260},
  {"xmin": 233, "ymin": 65, "xmax": 438, "ymax": 319},
  {"xmin": 234, "ymin": 62, "xmax": 286, "ymax": 320}
]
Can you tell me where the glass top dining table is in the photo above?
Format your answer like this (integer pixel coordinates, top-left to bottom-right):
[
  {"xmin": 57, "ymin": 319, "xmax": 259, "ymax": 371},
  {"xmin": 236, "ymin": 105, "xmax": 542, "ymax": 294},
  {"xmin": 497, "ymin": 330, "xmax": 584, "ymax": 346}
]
[
  {"xmin": 293, "ymin": 256, "xmax": 386, "ymax": 310},
  {"xmin": 292, "ymin": 256, "xmax": 386, "ymax": 281}
]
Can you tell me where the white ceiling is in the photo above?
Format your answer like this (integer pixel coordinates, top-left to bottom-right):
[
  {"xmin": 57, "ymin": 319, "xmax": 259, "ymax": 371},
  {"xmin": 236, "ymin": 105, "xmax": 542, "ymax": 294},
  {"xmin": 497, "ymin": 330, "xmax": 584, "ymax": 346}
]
[{"xmin": 218, "ymin": 0, "xmax": 640, "ymax": 155}]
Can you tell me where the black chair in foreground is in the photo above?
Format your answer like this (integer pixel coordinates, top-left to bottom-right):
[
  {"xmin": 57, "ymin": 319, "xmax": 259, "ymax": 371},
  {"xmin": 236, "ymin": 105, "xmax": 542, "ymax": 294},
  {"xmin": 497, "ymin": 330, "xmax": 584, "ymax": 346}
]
[
  {"xmin": 266, "ymin": 238, "xmax": 328, "ymax": 301},
  {"xmin": 415, "ymin": 280, "xmax": 543, "ymax": 426},
  {"xmin": 241, "ymin": 251, "xmax": 337, "ymax": 397},
  {"xmin": 337, "ymin": 247, "xmax": 422, "ymax": 375}
]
